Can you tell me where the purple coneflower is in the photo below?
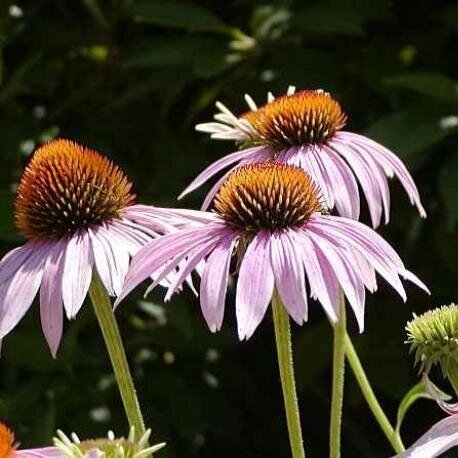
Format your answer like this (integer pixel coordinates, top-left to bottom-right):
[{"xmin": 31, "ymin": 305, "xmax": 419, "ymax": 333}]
[
  {"xmin": 186, "ymin": 87, "xmax": 426, "ymax": 227},
  {"xmin": 0, "ymin": 139, "xmax": 177, "ymax": 357},
  {"xmin": 0, "ymin": 421, "xmax": 60, "ymax": 458},
  {"xmin": 118, "ymin": 163, "xmax": 428, "ymax": 339}
]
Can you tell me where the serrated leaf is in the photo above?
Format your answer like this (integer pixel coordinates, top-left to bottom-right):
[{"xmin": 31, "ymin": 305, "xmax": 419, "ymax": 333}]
[
  {"xmin": 131, "ymin": 1, "xmax": 228, "ymax": 33},
  {"xmin": 383, "ymin": 73, "xmax": 458, "ymax": 103}
]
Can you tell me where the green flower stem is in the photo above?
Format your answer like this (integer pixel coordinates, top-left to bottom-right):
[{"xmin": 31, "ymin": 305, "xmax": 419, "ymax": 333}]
[
  {"xmin": 344, "ymin": 334, "xmax": 405, "ymax": 454},
  {"xmin": 89, "ymin": 271, "xmax": 147, "ymax": 441},
  {"xmin": 446, "ymin": 360, "xmax": 458, "ymax": 397},
  {"xmin": 329, "ymin": 293, "xmax": 346, "ymax": 458},
  {"xmin": 272, "ymin": 292, "xmax": 306, "ymax": 458}
]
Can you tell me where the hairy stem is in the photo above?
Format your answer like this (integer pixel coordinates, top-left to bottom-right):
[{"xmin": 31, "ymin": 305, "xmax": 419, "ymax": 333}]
[{"xmin": 272, "ymin": 292, "xmax": 306, "ymax": 458}]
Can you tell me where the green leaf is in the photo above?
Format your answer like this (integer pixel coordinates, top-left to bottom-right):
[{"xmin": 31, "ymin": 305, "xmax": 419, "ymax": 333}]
[
  {"xmin": 395, "ymin": 380, "xmax": 451, "ymax": 438},
  {"xmin": 365, "ymin": 105, "xmax": 457, "ymax": 167},
  {"xmin": 131, "ymin": 1, "xmax": 229, "ymax": 33},
  {"xmin": 0, "ymin": 190, "xmax": 18, "ymax": 241},
  {"xmin": 125, "ymin": 36, "xmax": 230, "ymax": 78},
  {"xmin": 293, "ymin": 6, "xmax": 365, "ymax": 36},
  {"xmin": 439, "ymin": 152, "xmax": 458, "ymax": 230},
  {"xmin": 395, "ymin": 382, "xmax": 428, "ymax": 437},
  {"xmin": 383, "ymin": 73, "xmax": 458, "ymax": 103}
]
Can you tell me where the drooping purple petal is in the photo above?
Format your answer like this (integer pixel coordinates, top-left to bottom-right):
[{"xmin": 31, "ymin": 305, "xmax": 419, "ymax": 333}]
[
  {"xmin": 392, "ymin": 414, "xmax": 458, "ymax": 458},
  {"xmin": 329, "ymin": 138, "xmax": 384, "ymax": 227},
  {"xmin": 306, "ymin": 230, "xmax": 365, "ymax": 331},
  {"xmin": 270, "ymin": 230, "xmax": 308, "ymax": 325},
  {"xmin": 399, "ymin": 269, "xmax": 430, "ymax": 294},
  {"xmin": 89, "ymin": 226, "xmax": 129, "ymax": 297},
  {"xmin": 290, "ymin": 230, "xmax": 339, "ymax": 323},
  {"xmin": 164, "ymin": 237, "xmax": 222, "ymax": 301},
  {"xmin": 178, "ymin": 146, "xmax": 269, "ymax": 200},
  {"xmin": 0, "ymin": 242, "xmax": 48, "ymax": 339},
  {"xmin": 0, "ymin": 241, "xmax": 37, "ymax": 283},
  {"xmin": 337, "ymin": 138, "xmax": 391, "ymax": 224},
  {"xmin": 200, "ymin": 234, "xmax": 237, "ymax": 332},
  {"xmin": 308, "ymin": 215, "xmax": 410, "ymax": 300},
  {"xmin": 16, "ymin": 447, "xmax": 63, "ymax": 458},
  {"xmin": 39, "ymin": 240, "xmax": 66, "ymax": 357},
  {"xmin": 62, "ymin": 231, "xmax": 94, "ymax": 319},
  {"xmin": 117, "ymin": 223, "xmax": 228, "ymax": 305},
  {"xmin": 319, "ymin": 145, "xmax": 360, "ymax": 220},
  {"xmin": 336, "ymin": 131, "xmax": 426, "ymax": 218},
  {"xmin": 236, "ymin": 231, "xmax": 275, "ymax": 340}
]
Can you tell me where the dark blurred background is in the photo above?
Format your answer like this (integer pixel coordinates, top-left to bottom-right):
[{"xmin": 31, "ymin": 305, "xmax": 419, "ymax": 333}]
[{"xmin": 0, "ymin": 1, "xmax": 457, "ymax": 456}]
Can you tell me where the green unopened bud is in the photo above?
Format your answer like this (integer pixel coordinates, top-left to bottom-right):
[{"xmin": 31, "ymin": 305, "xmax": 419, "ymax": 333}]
[
  {"xmin": 406, "ymin": 304, "xmax": 458, "ymax": 394},
  {"xmin": 54, "ymin": 427, "xmax": 165, "ymax": 458}
]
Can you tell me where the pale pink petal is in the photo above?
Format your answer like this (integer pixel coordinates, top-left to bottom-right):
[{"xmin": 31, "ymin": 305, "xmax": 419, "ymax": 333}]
[
  {"xmin": 338, "ymin": 139, "xmax": 391, "ymax": 224},
  {"xmin": 329, "ymin": 139, "xmax": 383, "ymax": 227},
  {"xmin": 200, "ymin": 234, "xmax": 237, "ymax": 332},
  {"xmin": 306, "ymin": 230, "xmax": 365, "ymax": 331},
  {"xmin": 0, "ymin": 242, "xmax": 48, "ymax": 339},
  {"xmin": 270, "ymin": 230, "xmax": 308, "ymax": 325},
  {"xmin": 302, "ymin": 147, "xmax": 332, "ymax": 206},
  {"xmin": 117, "ymin": 223, "xmax": 227, "ymax": 305},
  {"xmin": 336, "ymin": 131, "xmax": 426, "ymax": 218},
  {"xmin": 399, "ymin": 269, "xmax": 430, "ymax": 294},
  {"xmin": 16, "ymin": 447, "xmax": 63, "ymax": 458},
  {"xmin": 201, "ymin": 169, "xmax": 233, "ymax": 211},
  {"xmin": 392, "ymin": 415, "xmax": 458, "ymax": 458},
  {"xmin": 62, "ymin": 232, "xmax": 94, "ymax": 319},
  {"xmin": 319, "ymin": 145, "xmax": 360, "ymax": 219},
  {"xmin": 178, "ymin": 146, "xmax": 269, "ymax": 200},
  {"xmin": 39, "ymin": 240, "xmax": 66, "ymax": 357},
  {"xmin": 236, "ymin": 231, "xmax": 275, "ymax": 340},
  {"xmin": 164, "ymin": 238, "xmax": 221, "ymax": 301},
  {"xmin": 290, "ymin": 230, "xmax": 339, "ymax": 323},
  {"xmin": 308, "ymin": 216, "xmax": 408, "ymax": 301},
  {"xmin": 0, "ymin": 241, "xmax": 37, "ymax": 283},
  {"xmin": 89, "ymin": 227, "xmax": 129, "ymax": 297},
  {"xmin": 201, "ymin": 147, "xmax": 272, "ymax": 210}
]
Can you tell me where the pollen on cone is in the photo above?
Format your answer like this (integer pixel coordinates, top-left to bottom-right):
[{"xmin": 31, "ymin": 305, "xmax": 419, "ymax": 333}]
[
  {"xmin": 213, "ymin": 162, "xmax": 324, "ymax": 232},
  {"xmin": 0, "ymin": 422, "xmax": 16, "ymax": 458},
  {"xmin": 241, "ymin": 90, "xmax": 347, "ymax": 148},
  {"xmin": 14, "ymin": 139, "xmax": 136, "ymax": 240}
]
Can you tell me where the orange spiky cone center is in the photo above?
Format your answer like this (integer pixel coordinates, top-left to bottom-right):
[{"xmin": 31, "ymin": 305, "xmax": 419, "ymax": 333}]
[
  {"xmin": 241, "ymin": 90, "xmax": 347, "ymax": 149},
  {"xmin": 214, "ymin": 162, "xmax": 324, "ymax": 233},
  {"xmin": 0, "ymin": 422, "xmax": 17, "ymax": 458},
  {"xmin": 14, "ymin": 139, "xmax": 136, "ymax": 240}
]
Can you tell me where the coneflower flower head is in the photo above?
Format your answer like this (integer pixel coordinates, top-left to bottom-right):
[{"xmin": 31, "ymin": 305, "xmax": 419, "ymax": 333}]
[
  {"xmin": 0, "ymin": 139, "xmax": 182, "ymax": 356},
  {"xmin": 187, "ymin": 87, "xmax": 425, "ymax": 228},
  {"xmin": 54, "ymin": 427, "xmax": 164, "ymax": 458},
  {"xmin": 240, "ymin": 89, "xmax": 347, "ymax": 149},
  {"xmin": 119, "ymin": 162, "xmax": 428, "ymax": 339},
  {"xmin": 406, "ymin": 304, "xmax": 458, "ymax": 377},
  {"xmin": 14, "ymin": 140, "xmax": 136, "ymax": 240},
  {"xmin": 214, "ymin": 163, "xmax": 325, "ymax": 232}
]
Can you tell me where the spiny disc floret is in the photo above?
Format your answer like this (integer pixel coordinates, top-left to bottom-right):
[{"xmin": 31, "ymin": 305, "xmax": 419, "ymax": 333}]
[
  {"xmin": 214, "ymin": 163, "xmax": 324, "ymax": 233},
  {"xmin": 15, "ymin": 139, "xmax": 136, "ymax": 240},
  {"xmin": 406, "ymin": 304, "xmax": 458, "ymax": 375},
  {"xmin": 242, "ymin": 90, "xmax": 347, "ymax": 149}
]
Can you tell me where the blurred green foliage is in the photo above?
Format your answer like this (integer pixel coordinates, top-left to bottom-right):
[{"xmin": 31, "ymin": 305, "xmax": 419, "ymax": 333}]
[{"xmin": 0, "ymin": 0, "xmax": 456, "ymax": 456}]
